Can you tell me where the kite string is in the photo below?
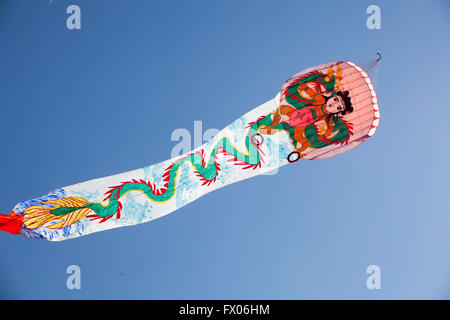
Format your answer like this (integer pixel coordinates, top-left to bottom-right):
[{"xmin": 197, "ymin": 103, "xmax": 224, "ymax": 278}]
[{"xmin": 361, "ymin": 54, "xmax": 381, "ymax": 89}]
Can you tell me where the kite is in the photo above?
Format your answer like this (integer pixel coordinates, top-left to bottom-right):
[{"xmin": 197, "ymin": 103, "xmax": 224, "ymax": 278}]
[{"xmin": 0, "ymin": 60, "xmax": 380, "ymax": 241}]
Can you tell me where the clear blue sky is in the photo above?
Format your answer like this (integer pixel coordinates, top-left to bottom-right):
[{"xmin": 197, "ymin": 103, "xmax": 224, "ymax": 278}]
[{"xmin": 0, "ymin": 0, "xmax": 449, "ymax": 299}]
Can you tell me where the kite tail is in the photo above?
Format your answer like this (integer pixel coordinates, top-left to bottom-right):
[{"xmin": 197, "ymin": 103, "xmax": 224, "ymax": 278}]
[{"xmin": 0, "ymin": 212, "xmax": 24, "ymax": 234}]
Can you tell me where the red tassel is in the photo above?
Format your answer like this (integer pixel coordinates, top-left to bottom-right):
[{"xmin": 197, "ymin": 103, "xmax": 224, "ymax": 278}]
[{"xmin": 0, "ymin": 211, "xmax": 24, "ymax": 235}]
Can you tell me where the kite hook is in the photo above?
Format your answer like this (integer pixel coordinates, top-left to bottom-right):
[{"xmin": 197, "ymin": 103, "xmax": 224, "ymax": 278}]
[{"xmin": 376, "ymin": 52, "xmax": 382, "ymax": 62}]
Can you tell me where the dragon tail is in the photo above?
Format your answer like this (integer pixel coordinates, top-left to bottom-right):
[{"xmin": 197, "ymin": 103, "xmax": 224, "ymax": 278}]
[{"xmin": 23, "ymin": 197, "xmax": 92, "ymax": 230}]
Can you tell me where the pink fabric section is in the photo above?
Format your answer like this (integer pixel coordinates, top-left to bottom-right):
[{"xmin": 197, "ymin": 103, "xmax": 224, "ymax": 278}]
[
  {"xmin": 287, "ymin": 108, "xmax": 315, "ymax": 127},
  {"xmin": 280, "ymin": 61, "xmax": 379, "ymax": 160}
]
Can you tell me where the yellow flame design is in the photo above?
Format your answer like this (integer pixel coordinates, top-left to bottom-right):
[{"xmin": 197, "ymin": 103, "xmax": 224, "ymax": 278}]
[{"xmin": 24, "ymin": 197, "xmax": 92, "ymax": 230}]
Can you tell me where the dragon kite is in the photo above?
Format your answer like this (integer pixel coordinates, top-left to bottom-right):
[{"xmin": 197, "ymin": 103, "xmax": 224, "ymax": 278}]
[{"xmin": 0, "ymin": 60, "xmax": 380, "ymax": 241}]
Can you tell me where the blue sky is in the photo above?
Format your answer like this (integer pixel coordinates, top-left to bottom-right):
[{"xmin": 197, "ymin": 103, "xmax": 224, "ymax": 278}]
[{"xmin": 0, "ymin": 0, "xmax": 449, "ymax": 299}]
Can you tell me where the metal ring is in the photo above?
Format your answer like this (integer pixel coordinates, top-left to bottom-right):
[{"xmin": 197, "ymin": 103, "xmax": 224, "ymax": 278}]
[
  {"xmin": 287, "ymin": 151, "xmax": 300, "ymax": 163},
  {"xmin": 376, "ymin": 52, "xmax": 382, "ymax": 62},
  {"xmin": 251, "ymin": 133, "xmax": 264, "ymax": 146}
]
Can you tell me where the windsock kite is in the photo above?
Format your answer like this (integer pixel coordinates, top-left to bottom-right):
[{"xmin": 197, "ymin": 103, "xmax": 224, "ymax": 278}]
[{"xmin": 0, "ymin": 60, "xmax": 380, "ymax": 241}]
